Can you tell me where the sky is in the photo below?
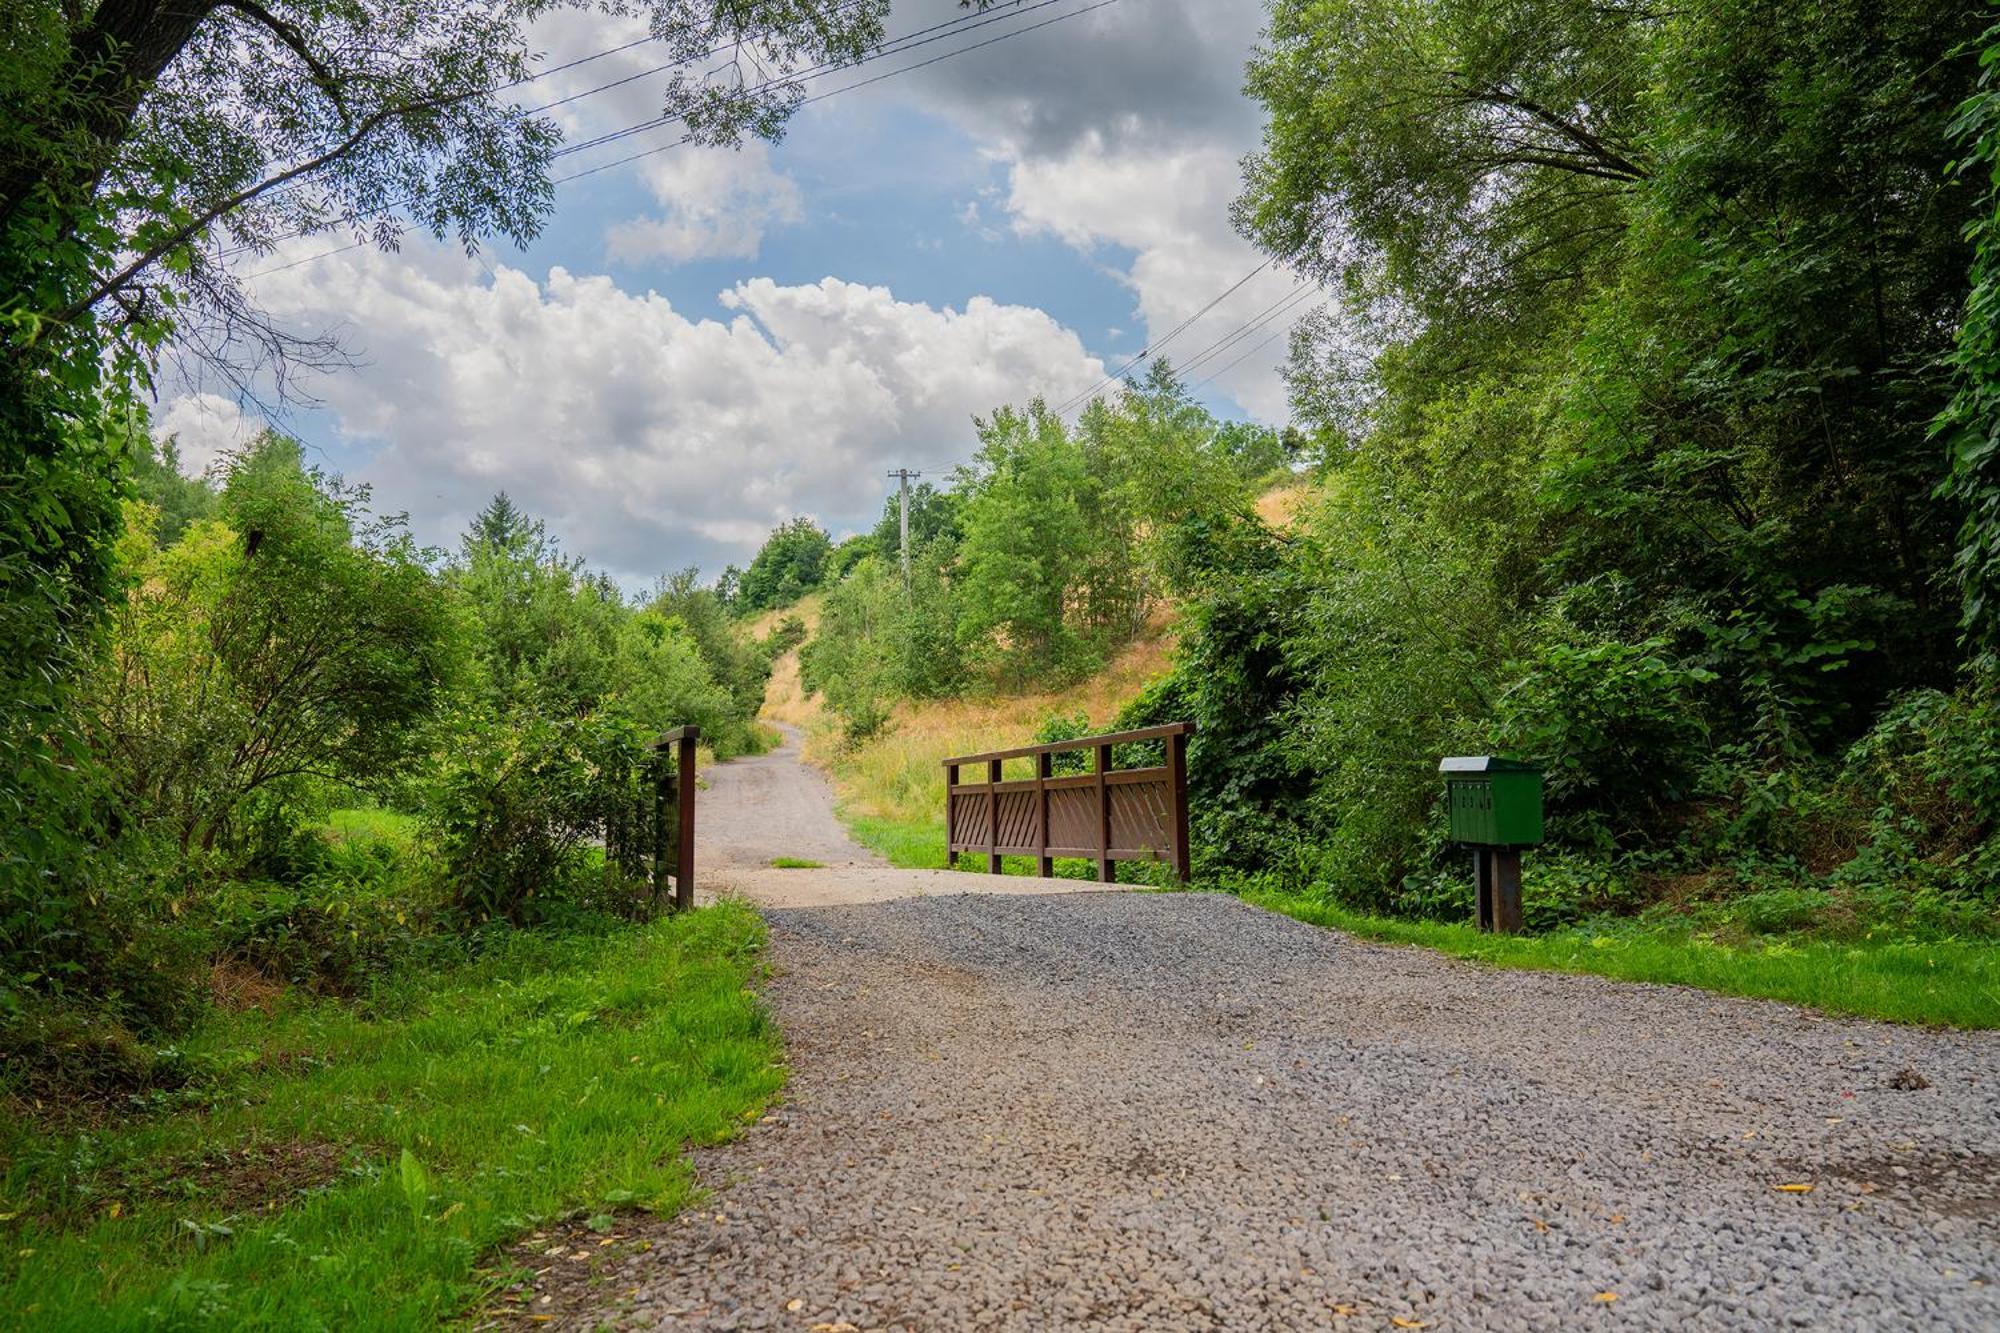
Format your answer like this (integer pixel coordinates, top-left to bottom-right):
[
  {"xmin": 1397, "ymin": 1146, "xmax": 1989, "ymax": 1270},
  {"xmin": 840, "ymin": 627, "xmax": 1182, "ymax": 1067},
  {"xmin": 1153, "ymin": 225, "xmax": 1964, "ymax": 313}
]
[{"xmin": 156, "ymin": 0, "xmax": 1306, "ymax": 586}]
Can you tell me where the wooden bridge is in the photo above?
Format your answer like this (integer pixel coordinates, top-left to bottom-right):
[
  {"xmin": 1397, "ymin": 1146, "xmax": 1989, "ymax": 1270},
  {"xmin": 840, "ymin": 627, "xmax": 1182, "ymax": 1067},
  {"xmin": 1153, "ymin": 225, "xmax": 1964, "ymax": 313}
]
[{"xmin": 942, "ymin": 723, "xmax": 1195, "ymax": 882}]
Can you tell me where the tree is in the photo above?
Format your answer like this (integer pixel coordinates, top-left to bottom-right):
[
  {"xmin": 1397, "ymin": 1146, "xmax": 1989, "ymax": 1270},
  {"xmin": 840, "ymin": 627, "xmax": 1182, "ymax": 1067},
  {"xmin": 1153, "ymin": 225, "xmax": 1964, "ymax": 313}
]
[
  {"xmin": 92, "ymin": 433, "xmax": 459, "ymax": 853},
  {"xmin": 1941, "ymin": 18, "xmax": 2000, "ymax": 656},
  {"xmin": 954, "ymin": 403, "xmax": 1093, "ymax": 680},
  {"xmin": 737, "ymin": 516, "xmax": 832, "ymax": 612}
]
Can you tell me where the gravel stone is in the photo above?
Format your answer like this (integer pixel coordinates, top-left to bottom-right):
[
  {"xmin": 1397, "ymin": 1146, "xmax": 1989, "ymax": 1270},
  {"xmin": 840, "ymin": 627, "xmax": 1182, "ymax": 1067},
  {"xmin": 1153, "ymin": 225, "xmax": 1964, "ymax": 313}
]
[{"xmin": 546, "ymin": 890, "xmax": 2000, "ymax": 1331}]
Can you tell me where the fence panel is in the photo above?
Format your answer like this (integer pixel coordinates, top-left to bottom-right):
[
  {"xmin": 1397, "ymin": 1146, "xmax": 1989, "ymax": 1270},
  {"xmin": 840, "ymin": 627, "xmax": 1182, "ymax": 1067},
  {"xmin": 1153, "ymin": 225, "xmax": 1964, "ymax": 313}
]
[{"xmin": 943, "ymin": 722, "xmax": 1195, "ymax": 882}]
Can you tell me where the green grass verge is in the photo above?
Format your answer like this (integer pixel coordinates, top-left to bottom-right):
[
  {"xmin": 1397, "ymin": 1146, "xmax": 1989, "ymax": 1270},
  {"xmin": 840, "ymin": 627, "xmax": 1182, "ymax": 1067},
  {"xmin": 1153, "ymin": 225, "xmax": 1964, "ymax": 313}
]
[
  {"xmin": 0, "ymin": 903, "xmax": 782, "ymax": 1328},
  {"xmin": 1250, "ymin": 892, "xmax": 2000, "ymax": 1028},
  {"xmin": 768, "ymin": 857, "xmax": 825, "ymax": 870}
]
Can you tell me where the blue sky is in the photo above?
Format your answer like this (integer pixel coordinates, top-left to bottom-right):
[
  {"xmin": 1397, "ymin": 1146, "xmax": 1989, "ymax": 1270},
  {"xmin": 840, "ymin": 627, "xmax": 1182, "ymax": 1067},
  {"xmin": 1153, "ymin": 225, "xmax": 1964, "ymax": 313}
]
[{"xmin": 160, "ymin": 0, "xmax": 1304, "ymax": 585}]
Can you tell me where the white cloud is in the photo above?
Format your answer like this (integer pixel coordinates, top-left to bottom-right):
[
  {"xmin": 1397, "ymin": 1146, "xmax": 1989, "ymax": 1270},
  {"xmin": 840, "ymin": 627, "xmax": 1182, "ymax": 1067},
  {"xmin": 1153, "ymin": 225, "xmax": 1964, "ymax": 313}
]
[
  {"xmin": 151, "ymin": 392, "xmax": 258, "ymax": 476},
  {"xmin": 872, "ymin": 0, "xmax": 1308, "ymax": 422},
  {"xmin": 606, "ymin": 141, "xmax": 802, "ymax": 264},
  {"xmin": 246, "ymin": 242, "xmax": 1105, "ymax": 580},
  {"xmin": 1000, "ymin": 137, "xmax": 1300, "ymax": 420}
]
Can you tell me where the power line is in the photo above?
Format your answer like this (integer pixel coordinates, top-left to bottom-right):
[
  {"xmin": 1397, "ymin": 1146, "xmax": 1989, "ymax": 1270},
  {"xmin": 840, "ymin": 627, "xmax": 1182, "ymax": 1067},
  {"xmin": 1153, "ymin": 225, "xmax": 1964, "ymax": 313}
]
[
  {"xmin": 1189, "ymin": 301, "xmax": 1325, "ymax": 394},
  {"xmin": 550, "ymin": 0, "xmax": 1061, "ymax": 158},
  {"xmin": 1054, "ymin": 256, "xmax": 1277, "ymax": 418},
  {"xmin": 1173, "ymin": 281, "xmax": 1314, "ymax": 378},
  {"xmin": 237, "ymin": 0, "xmax": 1122, "ymax": 276},
  {"xmin": 556, "ymin": 0, "xmax": 1104, "ymax": 164}
]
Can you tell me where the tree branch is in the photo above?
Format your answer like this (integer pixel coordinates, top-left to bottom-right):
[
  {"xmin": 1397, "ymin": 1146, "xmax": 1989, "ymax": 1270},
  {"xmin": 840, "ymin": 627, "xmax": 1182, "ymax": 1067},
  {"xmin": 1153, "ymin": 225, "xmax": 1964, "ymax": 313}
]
[
  {"xmin": 212, "ymin": 0, "xmax": 351, "ymax": 121},
  {"xmin": 59, "ymin": 91, "xmax": 453, "ymax": 323},
  {"xmin": 1446, "ymin": 81, "xmax": 1649, "ymax": 182}
]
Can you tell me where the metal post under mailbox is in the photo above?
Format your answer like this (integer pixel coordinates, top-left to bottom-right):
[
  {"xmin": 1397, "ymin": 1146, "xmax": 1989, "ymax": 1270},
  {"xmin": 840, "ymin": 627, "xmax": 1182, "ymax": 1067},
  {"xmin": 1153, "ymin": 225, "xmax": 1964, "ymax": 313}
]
[{"xmin": 1439, "ymin": 756, "xmax": 1543, "ymax": 933}]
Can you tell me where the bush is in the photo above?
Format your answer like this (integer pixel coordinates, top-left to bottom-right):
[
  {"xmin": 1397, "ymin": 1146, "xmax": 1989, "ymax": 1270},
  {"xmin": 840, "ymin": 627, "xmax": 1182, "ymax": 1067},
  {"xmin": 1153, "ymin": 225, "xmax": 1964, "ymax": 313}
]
[
  {"xmin": 1495, "ymin": 631, "xmax": 1718, "ymax": 844},
  {"xmin": 210, "ymin": 833, "xmax": 445, "ymax": 992},
  {"xmin": 424, "ymin": 713, "xmax": 657, "ymax": 926}
]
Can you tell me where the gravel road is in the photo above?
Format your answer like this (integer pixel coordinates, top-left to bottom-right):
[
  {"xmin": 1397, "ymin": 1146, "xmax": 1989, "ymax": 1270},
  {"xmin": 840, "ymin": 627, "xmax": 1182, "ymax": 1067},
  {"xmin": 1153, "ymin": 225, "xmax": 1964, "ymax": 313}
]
[
  {"xmin": 530, "ymin": 890, "xmax": 2000, "ymax": 1331},
  {"xmin": 495, "ymin": 728, "xmax": 2000, "ymax": 1329}
]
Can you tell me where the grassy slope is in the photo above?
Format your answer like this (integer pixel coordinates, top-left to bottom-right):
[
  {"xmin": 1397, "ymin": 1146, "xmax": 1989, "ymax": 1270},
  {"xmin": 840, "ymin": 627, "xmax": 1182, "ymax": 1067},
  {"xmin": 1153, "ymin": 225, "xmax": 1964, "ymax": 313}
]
[{"xmin": 0, "ymin": 903, "xmax": 781, "ymax": 1328}]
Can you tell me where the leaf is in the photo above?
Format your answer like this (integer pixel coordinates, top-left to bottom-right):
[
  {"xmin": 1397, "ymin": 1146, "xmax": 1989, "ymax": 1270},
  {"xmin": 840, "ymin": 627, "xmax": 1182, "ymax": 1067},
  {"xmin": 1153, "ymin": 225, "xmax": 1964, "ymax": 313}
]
[
  {"xmin": 1391, "ymin": 1319, "xmax": 1428, "ymax": 1329},
  {"xmin": 398, "ymin": 1147, "xmax": 431, "ymax": 1224},
  {"xmin": 1774, "ymin": 1182, "xmax": 1814, "ymax": 1193},
  {"xmin": 1594, "ymin": 1291, "xmax": 1619, "ymax": 1302}
]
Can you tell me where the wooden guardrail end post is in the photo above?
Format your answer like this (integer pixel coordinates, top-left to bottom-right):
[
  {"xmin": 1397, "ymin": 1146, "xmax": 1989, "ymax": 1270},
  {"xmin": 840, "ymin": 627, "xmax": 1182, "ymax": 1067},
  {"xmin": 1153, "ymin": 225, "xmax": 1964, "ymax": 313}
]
[
  {"xmin": 1095, "ymin": 741, "xmax": 1116, "ymax": 884},
  {"xmin": 986, "ymin": 756, "xmax": 1003, "ymax": 874},
  {"xmin": 675, "ymin": 728, "xmax": 697, "ymax": 912},
  {"xmin": 944, "ymin": 761, "xmax": 959, "ymax": 870},
  {"xmin": 1169, "ymin": 728, "xmax": 1191, "ymax": 883}
]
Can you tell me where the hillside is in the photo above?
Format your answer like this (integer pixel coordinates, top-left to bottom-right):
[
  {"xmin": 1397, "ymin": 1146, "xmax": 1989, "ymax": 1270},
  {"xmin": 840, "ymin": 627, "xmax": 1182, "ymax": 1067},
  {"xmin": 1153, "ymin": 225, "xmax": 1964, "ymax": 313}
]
[{"xmin": 761, "ymin": 602, "xmax": 1179, "ymax": 870}]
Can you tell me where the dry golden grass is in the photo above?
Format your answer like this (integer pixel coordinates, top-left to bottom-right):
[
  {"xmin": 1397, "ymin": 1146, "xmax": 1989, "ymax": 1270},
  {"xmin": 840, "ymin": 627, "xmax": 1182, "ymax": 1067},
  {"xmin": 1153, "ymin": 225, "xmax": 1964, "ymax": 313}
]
[
  {"xmin": 803, "ymin": 623, "xmax": 1179, "ymax": 829},
  {"xmin": 743, "ymin": 592, "xmax": 822, "ymax": 640},
  {"xmin": 1256, "ymin": 479, "xmax": 1314, "ymax": 529},
  {"xmin": 751, "ymin": 594, "xmax": 824, "ymax": 728}
]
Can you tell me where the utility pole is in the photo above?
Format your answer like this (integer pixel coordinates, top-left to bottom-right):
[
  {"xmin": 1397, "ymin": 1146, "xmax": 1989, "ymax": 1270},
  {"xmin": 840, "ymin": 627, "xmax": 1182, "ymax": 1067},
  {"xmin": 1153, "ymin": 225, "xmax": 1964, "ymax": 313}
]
[{"xmin": 887, "ymin": 467, "xmax": 921, "ymax": 588}]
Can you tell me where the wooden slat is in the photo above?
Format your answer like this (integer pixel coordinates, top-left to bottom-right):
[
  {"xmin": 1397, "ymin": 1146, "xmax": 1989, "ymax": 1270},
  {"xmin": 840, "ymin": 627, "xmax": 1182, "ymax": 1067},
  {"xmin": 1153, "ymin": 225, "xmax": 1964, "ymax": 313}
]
[{"xmin": 941, "ymin": 721, "xmax": 1196, "ymax": 768}]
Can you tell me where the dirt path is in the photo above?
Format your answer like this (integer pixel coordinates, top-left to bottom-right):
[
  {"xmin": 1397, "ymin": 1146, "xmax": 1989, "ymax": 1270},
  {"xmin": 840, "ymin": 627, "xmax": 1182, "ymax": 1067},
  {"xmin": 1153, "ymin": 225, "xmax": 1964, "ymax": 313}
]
[
  {"xmin": 697, "ymin": 723, "xmax": 883, "ymax": 871},
  {"xmin": 510, "ymin": 733, "xmax": 2000, "ymax": 1330},
  {"xmin": 696, "ymin": 723, "xmax": 1117, "ymax": 909}
]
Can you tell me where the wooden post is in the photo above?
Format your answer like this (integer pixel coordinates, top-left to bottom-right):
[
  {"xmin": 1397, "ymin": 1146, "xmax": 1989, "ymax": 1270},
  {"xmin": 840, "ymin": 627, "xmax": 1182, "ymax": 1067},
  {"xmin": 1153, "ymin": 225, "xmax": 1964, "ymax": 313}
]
[
  {"xmin": 986, "ymin": 757, "xmax": 1003, "ymax": 874},
  {"xmin": 675, "ymin": 730, "xmax": 697, "ymax": 913},
  {"xmin": 1095, "ymin": 741, "xmax": 1116, "ymax": 884},
  {"xmin": 945, "ymin": 762, "xmax": 958, "ymax": 870},
  {"xmin": 1473, "ymin": 848, "xmax": 1523, "ymax": 933},
  {"xmin": 652, "ymin": 750, "xmax": 671, "ymax": 908},
  {"xmin": 1167, "ymin": 729, "xmax": 1190, "ymax": 883},
  {"xmin": 1492, "ymin": 847, "xmax": 1522, "ymax": 933},
  {"xmin": 1036, "ymin": 751, "xmax": 1053, "ymax": 878}
]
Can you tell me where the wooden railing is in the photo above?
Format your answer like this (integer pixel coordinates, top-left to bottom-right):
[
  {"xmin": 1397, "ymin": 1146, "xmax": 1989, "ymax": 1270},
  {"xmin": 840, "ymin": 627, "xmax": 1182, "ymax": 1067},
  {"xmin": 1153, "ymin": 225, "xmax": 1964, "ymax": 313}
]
[
  {"xmin": 605, "ymin": 725, "xmax": 698, "ymax": 911},
  {"xmin": 943, "ymin": 722, "xmax": 1195, "ymax": 882}
]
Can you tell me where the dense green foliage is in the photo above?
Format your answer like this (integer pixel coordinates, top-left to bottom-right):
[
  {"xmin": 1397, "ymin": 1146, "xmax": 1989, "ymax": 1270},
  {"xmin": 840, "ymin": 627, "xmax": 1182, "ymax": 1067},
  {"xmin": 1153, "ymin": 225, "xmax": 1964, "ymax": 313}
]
[
  {"xmin": 735, "ymin": 516, "xmax": 834, "ymax": 613},
  {"xmin": 800, "ymin": 364, "xmax": 1289, "ymax": 733},
  {"xmin": 1119, "ymin": 0, "xmax": 2000, "ymax": 938}
]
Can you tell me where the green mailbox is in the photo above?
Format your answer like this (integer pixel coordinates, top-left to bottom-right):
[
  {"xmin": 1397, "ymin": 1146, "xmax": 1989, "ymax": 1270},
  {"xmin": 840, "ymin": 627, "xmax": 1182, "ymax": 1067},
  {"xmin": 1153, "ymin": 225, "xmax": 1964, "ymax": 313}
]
[
  {"xmin": 1440, "ymin": 756, "xmax": 1544, "ymax": 934},
  {"xmin": 1440, "ymin": 756, "xmax": 1544, "ymax": 847}
]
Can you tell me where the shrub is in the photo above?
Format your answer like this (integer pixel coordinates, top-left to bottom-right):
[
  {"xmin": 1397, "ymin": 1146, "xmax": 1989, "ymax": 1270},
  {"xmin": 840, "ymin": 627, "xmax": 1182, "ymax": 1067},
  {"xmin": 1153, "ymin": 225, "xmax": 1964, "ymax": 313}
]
[
  {"xmin": 424, "ymin": 713, "xmax": 657, "ymax": 926},
  {"xmin": 210, "ymin": 833, "xmax": 445, "ymax": 992},
  {"xmin": 1495, "ymin": 632, "xmax": 1717, "ymax": 844}
]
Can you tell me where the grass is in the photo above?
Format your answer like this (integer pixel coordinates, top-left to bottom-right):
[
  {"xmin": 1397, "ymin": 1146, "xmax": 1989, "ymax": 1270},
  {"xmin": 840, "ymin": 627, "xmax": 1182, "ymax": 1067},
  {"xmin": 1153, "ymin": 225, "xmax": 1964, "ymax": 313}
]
[
  {"xmin": 1251, "ymin": 892, "xmax": 2000, "ymax": 1028},
  {"xmin": 0, "ymin": 903, "xmax": 782, "ymax": 1328},
  {"xmin": 767, "ymin": 857, "xmax": 824, "ymax": 869},
  {"xmin": 319, "ymin": 806, "xmax": 420, "ymax": 851}
]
